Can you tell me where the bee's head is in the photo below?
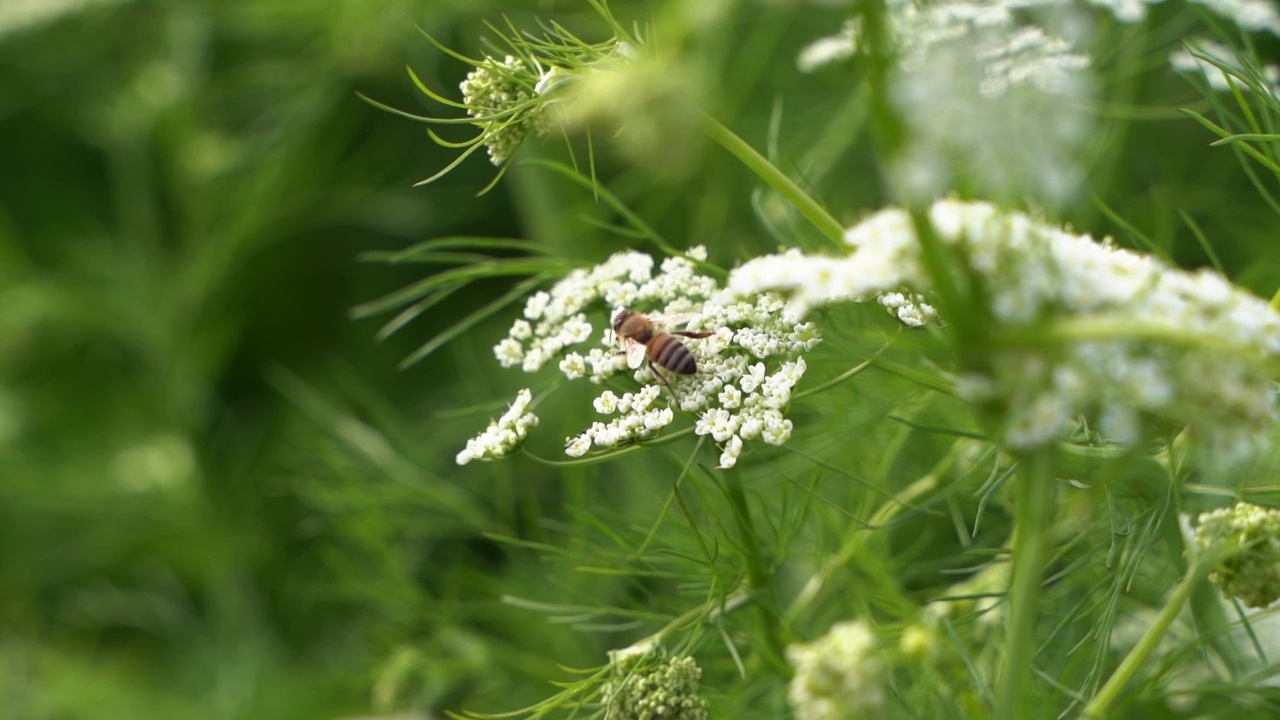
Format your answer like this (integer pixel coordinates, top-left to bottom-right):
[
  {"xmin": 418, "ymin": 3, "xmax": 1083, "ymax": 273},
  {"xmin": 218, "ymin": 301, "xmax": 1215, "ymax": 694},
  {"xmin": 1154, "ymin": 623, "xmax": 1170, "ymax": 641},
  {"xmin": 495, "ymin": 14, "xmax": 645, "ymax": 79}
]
[{"xmin": 611, "ymin": 308, "xmax": 633, "ymax": 334}]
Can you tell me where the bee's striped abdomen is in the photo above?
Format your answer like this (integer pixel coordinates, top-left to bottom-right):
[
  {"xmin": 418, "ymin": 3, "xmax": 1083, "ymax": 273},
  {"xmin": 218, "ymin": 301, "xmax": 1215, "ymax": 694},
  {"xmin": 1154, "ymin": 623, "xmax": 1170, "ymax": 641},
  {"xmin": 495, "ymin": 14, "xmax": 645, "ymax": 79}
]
[{"xmin": 650, "ymin": 334, "xmax": 697, "ymax": 374}]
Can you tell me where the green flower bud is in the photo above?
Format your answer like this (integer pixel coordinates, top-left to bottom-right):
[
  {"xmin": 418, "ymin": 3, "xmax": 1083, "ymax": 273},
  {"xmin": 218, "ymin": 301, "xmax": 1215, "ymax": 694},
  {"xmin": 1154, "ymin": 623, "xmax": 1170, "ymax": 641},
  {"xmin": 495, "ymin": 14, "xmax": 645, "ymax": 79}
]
[
  {"xmin": 601, "ymin": 654, "xmax": 709, "ymax": 720},
  {"xmin": 1193, "ymin": 502, "xmax": 1280, "ymax": 608}
]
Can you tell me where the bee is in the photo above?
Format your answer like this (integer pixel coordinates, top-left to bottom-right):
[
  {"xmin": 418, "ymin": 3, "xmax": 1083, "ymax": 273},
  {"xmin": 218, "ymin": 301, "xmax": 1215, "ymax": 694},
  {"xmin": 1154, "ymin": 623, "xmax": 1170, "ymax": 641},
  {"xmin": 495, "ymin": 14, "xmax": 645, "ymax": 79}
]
[{"xmin": 612, "ymin": 308, "xmax": 714, "ymax": 402}]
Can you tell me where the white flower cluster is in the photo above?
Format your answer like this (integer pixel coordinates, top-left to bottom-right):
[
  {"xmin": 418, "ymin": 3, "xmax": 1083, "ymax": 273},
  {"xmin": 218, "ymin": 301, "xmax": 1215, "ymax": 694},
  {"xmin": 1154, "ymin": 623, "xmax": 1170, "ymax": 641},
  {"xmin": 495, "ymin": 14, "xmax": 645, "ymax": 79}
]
[
  {"xmin": 961, "ymin": 0, "xmax": 1280, "ymax": 33},
  {"xmin": 490, "ymin": 248, "xmax": 819, "ymax": 468},
  {"xmin": 601, "ymin": 654, "xmax": 709, "ymax": 720},
  {"xmin": 723, "ymin": 199, "xmax": 1280, "ymax": 455},
  {"xmin": 455, "ymin": 389, "xmax": 539, "ymax": 465},
  {"xmin": 787, "ymin": 620, "xmax": 885, "ymax": 720},
  {"xmin": 1170, "ymin": 39, "xmax": 1280, "ymax": 98},
  {"xmin": 796, "ymin": 1, "xmax": 1092, "ymax": 205},
  {"xmin": 459, "ymin": 55, "xmax": 549, "ymax": 165},
  {"xmin": 566, "ymin": 294, "xmax": 817, "ymax": 469},
  {"xmin": 799, "ymin": 2, "xmax": 1088, "ymax": 96},
  {"xmin": 797, "ymin": 19, "xmax": 857, "ymax": 73},
  {"xmin": 892, "ymin": 3, "xmax": 1093, "ymax": 205},
  {"xmin": 1193, "ymin": 502, "xmax": 1280, "ymax": 608},
  {"xmin": 1185, "ymin": 0, "xmax": 1280, "ymax": 35}
]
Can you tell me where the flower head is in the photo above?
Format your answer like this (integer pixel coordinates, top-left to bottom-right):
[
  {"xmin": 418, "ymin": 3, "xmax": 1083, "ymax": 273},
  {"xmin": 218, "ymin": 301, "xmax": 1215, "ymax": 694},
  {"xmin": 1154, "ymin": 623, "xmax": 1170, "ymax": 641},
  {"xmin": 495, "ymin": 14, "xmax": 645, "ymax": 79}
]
[
  {"xmin": 456, "ymin": 389, "xmax": 539, "ymax": 465},
  {"xmin": 1193, "ymin": 502, "xmax": 1280, "ymax": 608},
  {"xmin": 787, "ymin": 620, "xmax": 885, "ymax": 720},
  {"xmin": 459, "ymin": 55, "xmax": 550, "ymax": 165},
  {"xmin": 601, "ymin": 654, "xmax": 709, "ymax": 720},
  {"xmin": 486, "ymin": 247, "xmax": 819, "ymax": 467},
  {"xmin": 723, "ymin": 199, "xmax": 1280, "ymax": 456},
  {"xmin": 798, "ymin": 1, "xmax": 1093, "ymax": 206}
]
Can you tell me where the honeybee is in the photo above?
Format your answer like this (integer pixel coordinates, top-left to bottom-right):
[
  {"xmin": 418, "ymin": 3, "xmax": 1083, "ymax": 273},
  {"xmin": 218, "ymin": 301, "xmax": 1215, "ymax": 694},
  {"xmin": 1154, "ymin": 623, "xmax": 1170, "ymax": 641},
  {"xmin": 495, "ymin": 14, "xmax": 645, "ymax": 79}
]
[{"xmin": 612, "ymin": 308, "xmax": 713, "ymax": 401}]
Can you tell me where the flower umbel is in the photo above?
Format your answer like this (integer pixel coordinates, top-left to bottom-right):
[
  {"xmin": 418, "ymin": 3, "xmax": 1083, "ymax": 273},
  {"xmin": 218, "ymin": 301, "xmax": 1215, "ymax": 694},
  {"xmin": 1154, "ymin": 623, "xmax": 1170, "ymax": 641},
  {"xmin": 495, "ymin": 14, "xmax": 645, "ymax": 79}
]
[
  {"xmin": 1193, "ymin": 502, "xmax": 1280, "ymax": 608},
  {"xmin": 486, "ymin": 247, "xmax": 819, "ymax": 468},
  {"xmin": 455, "ymin": 389, "xmax": 539, "ymax": 465},
  {"xmin": 723, "ymin": 199, "xmax": 1280, "ymax": 455},
  {"xmin": 459, "ymin": 54, "xmax": 549, "ymax": 165},
  {"xmin": 787, "ymin": 619, "xmax": 885, "ymax": 720},
  {"xmin": 601, "ymin": 654, "xmax": 709, "ymax": 720},
  {"xmin": 799, "ymin": 1, "xmax": 1093, "ymax": 205}
]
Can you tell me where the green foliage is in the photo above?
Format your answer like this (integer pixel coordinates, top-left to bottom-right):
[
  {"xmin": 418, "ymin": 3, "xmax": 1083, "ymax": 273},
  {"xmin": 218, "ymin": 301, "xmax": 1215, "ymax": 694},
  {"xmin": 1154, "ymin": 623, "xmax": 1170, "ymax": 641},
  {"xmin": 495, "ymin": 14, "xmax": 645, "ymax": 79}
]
[{"xmin": 11, "ymin": 1, "xmax": 1280, "ymax": 720}]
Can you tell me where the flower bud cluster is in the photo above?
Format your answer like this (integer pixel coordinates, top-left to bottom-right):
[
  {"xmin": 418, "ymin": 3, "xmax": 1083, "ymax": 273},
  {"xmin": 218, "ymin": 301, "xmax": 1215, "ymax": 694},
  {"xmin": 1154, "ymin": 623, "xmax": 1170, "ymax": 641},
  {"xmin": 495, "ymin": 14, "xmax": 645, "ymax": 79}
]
[
  {"xmin": 455, "ymin": 389, "xmax": 538, "ymax": 465},
  {"xmin": 486, "ymin": 247, "xmax": 819, "ymax": 468},
  {"xmin": 459, "ymin": 55, "xmax": 551, "ymax": 165},
  {"xmin": 723, "ymin": 199, "xmax": 1280, "ymax": 455},
  {"xmin": 601, "ymin": 654, "xmax": 709, "ymax": 720},
  {"xmin": 1193, "ymin": 502, "xmax": 1280, "ymax": 608},
  {"xmin": 786, "ymin": 619, "xmax": 885, "ymax": 720}
]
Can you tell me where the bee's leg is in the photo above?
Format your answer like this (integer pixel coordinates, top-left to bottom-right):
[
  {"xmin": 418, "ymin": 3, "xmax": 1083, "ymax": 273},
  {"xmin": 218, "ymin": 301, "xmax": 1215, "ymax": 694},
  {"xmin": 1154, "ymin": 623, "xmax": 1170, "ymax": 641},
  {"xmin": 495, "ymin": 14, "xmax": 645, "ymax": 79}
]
[{"xmin": 649, "ymin": 362, "xmax": 683, "ymax": 407}]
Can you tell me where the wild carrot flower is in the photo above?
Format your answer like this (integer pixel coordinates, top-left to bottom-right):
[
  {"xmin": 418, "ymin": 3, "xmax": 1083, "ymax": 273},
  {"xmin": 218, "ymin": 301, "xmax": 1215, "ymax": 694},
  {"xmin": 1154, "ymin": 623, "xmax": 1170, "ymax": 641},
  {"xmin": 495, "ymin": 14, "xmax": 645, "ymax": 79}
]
[
  {"xmin": 1193, "ymin": 502, "xmax": 1280, "ymax": 608},
  {"xmin": 722, "ymin": 199, "xmax": 1280, "ymax": 456},
  {"xmin": 787, "ymin": 620, "xmax": 885, "ymax": 720},
  {"xmin": 464, "ymin": 248, "xmax": 819, "ymax": 467},
  {"xmin": 798, "ymin": 1, "xmax": 1092, "ymax": 205}
]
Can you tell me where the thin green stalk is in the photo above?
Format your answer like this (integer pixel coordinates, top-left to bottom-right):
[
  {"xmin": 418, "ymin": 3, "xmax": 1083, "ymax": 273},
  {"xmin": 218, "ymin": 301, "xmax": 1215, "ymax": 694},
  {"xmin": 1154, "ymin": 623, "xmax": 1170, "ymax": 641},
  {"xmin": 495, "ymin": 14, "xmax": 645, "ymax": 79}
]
[
  {"xmin": 702, "ymin": 115, "xmax": 845, "ymax": 247},
  {"xmin": 783, "ymin": 467, "xmax": 941, "ymax": 625},
  {"xmin": 996, "ymin": 447, "xmax": 1056, "ymax": 720},
  {"xmin": 1082, "ymin": 559, "xmax": 1207, "ymax": 718},
  {"xmin": 715, "ymin": 466, "xmax": 790, "ymax": 676}
]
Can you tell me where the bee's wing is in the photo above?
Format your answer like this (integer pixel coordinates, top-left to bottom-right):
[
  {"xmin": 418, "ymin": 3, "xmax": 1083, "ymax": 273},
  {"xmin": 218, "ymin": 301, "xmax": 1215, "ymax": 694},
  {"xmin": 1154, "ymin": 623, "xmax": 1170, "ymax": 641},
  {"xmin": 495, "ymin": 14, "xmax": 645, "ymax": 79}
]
[
  {"xmin": 623, "ymin": 338, "xmax": 647, "ymax": 368},
  {"xmin": 650, "ymin": 311, "xmax": 702, "ymax": 330}
]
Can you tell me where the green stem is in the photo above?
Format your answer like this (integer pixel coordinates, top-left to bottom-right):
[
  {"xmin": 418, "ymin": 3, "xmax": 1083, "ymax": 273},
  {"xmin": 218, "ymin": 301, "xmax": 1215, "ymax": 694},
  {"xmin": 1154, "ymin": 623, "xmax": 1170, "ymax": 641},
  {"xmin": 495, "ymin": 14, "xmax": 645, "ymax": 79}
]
[
  {"xmin": 996, "ymin": 447, "xmax": 1056, "ymax": 720},
  {"xmin": 1082, "ymin": 560, "xmax": 1206, "ymax": 718},
  {"xmin": 702, "ymin": 115, "xmax": 846, "ymax": 247}
]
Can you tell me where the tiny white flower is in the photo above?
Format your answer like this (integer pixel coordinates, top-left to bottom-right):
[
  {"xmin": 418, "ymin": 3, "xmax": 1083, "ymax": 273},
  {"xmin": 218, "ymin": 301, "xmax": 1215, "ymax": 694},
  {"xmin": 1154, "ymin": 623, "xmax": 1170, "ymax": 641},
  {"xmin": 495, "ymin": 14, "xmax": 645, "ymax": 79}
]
[
  {"xmin": 494, "ymin": 337, "xmax": 524, "ymax": 368},
  {"xmin": 762, "ymin": 411, "xmax": 793, "ymax": 446},
  {"xmin": 509, "ymin": 319, "xmax": 533, "ymax": 340},
  {"xmin": 740, "ymin": 363, "xmax": 767, "ymax": 393},
  {"xmin": 644, "ymin": 407, "xmax": 674, "ymax": 430},
  {"xmin": 594, "ymin": 391, "xmax": 619, "ymax": 415},
  {"xmin": 559, "ymin": 352, "xmax": 587, "ymax": 380},
  {"xmin": 718, "ymin": 435, "xmax": 744, "ymax": 469},
  {"xmin": 718, "ymin": 385, "xmax": 742, "ymax": 409},
  {"xmin": 738, "ymin": 413, "xmax": 763, "ymax": 441}
]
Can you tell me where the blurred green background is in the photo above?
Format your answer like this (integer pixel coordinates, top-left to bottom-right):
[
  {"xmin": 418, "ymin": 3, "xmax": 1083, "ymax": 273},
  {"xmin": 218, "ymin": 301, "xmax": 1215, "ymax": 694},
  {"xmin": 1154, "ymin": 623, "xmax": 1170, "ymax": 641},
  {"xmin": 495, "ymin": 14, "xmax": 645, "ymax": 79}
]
[{"xmin": 5, "ymin": 1, "xmax": 1280, "ymax": 718}]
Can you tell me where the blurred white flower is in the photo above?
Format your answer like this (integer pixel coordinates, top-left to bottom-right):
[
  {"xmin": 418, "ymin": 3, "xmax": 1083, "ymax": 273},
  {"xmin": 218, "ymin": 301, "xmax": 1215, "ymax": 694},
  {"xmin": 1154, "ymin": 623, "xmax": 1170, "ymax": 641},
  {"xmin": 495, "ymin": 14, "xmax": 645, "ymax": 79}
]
[
  {"xmin": 1193, "ymin": 502, "xmax": 1280, "ymax": 608},
  {"xmin": 1170, "ymin": 39, "xmax": 1280, "ymax": 98},
  {"xmin": 798, "ymin": 1, "xmax": 1094, "ymax": 206},
  {"xmin": 787, "ymin": 620, "xmax": 885, "ymax": 720},
  {"xmin": 1189, "ymin": 0, "xmax": 1280, "ymax": 35},
  {"xmin": 0, "ymin": 0, "xmax": 125, "ymax": 39},
  {"xmin": 722, "ymin": 199, "xmax": 1280, "ymax": 455}
]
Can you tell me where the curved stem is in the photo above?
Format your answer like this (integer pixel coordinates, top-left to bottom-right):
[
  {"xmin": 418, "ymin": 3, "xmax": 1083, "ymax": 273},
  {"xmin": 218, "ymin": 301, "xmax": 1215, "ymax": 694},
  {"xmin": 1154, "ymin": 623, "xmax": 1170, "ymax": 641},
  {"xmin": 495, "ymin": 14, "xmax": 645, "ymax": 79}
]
[{"xmin": 1082, "ymin": 559, "xmax": 1207, "ymax": 718}]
